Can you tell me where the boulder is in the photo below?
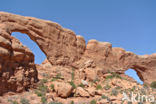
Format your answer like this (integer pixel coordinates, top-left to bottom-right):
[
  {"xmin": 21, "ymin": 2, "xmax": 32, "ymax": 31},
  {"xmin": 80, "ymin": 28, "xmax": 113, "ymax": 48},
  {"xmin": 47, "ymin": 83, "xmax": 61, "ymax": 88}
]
[
  {"xmin": 53, "ymin": 82, "xmax": 73, "ymax": 98},
  {"xmin": 75, "ymin": 87, "xmax": 90, "ymax": 97}
]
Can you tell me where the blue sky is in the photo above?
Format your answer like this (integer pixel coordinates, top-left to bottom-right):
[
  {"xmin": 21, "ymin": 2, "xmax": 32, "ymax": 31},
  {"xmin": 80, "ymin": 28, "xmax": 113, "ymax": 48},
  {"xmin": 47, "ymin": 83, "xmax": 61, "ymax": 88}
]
[{"xmin": 1, "ymin": 0, "xmax": 156, "ymax": 84}]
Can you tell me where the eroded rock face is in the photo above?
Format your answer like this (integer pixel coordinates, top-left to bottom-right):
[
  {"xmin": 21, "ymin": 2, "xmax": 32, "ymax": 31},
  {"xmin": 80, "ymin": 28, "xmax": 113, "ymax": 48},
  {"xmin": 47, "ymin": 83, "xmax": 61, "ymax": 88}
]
[
  {"xmin": 0, "ymin": 11, "xmax": 155, "ymax": 88},
  {"xmin": 0, "ymin": 35, "xmax": 38, "ymax": 95},
  {"xmin": 81, "ymin": 40, "xmax": 156, "ymax": 84}
]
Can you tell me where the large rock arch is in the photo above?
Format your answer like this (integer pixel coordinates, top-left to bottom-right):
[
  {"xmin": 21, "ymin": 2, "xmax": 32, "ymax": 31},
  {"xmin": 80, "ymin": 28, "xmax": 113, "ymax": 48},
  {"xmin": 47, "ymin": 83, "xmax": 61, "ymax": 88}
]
[
  {"xmin": 0, "ymin": 12, "xmax": 155, "ymax": 95},
  {"xmin": 0, "ymin": 12, "xmax": 86, "ymax": 65}
]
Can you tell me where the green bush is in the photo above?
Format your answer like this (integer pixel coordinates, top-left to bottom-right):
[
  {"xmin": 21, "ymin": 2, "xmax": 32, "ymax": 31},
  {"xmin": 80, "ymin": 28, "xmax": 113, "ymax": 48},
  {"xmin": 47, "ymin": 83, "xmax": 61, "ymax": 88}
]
[
  {"xmin": 35, "ymin": 90, "xmax": 43, "ymax": 97},
  {"xmin": 111, "ymin": 72, "xmax": 122, "ymax": 79},
  {"xmin": 131, "ymin": 86, "xmax": 136, "ymax": 91},
  {"xmin": 11, "ymin": 100, "xmax": 19, "ymax": 104},
  {"xmin": 71, "ymin": 68, "xmax": 75, "ymax": 80},
  {"xmin": 105, "ymin": 75, "xmax": 113, "ymax": 80},
  {"xmin": 105, "ymin": 72, "xmax": 122, "ymax": 80},
  {"xmin": 40, "ymin": 79, "xmax": 48, "ymax": 84},
  {"xmin": 90, "ymin": 100, "xmax": 96, "ymax": 104},
  {"xmin": 96, "ymin": 84, "xmax": 102, "ymax": 90},
  {"xmin": 56, "ymin": 73, "xmax": 62, "ymax": 79},
  {"xmin": 137, "ymin": 102, "xmax": 143, "ymax": 104},
  {"xmin": 50, "ymin": 84, "xmax": 54, "ymax": 90},
  {"xmin": 51, "ymin": 78, "xmax": 57, "ymax": 82},
  {"xmin": 20, "ymin": 98, "xmax": 30, "ymax": 104},
  {"xmin": 101, "ymin": 95, "xmax": 107, "ymax": 99},
  {"xmin": 104, "ymin": 84, "xmax": 111, "ymax": 90},
  {"xmin": 150, "ymin": 81, "xmax": 156, "ymax": 89},
  {"xmin": 78, "ymin": 83, "xmax": 85, "ymax": 88},
  {"xmin": 51, "ymin": 73, "xmax": 62, "ymax": 81},
  {"xmin": 70, "ymin": 101, "xmax": 74, "ymax": 104},
  {"xmin": 48, "ymin": 102, "xmax": 62, "ymax": 104},
  {"xmin": 35, "ymin": 81, "xmax": 48, "ymax": 97},
  {"xmin": 38, "ymin": 83, "xmax": 48, "ymax": 93},
  {"xmin": 143, "ymin": 83, "xmax": 149, "ymax": 89},
  {"xmin": 127, "ymin": 102, "xmax": 132, "ymax": 104},
  {"xmin": 41, "ymin": 96, "xmax": 47, "ymax": 104},
  {"xmin": 111, "ymin": 88, "xmax": 118, "ymax": 96},
  {"xmin": 69, "ymin": 81, "xmax": 77, "ymax": 89},
  {"xmin": 92, "ymin": 78, "xmax": 99, "ymax": 83}
]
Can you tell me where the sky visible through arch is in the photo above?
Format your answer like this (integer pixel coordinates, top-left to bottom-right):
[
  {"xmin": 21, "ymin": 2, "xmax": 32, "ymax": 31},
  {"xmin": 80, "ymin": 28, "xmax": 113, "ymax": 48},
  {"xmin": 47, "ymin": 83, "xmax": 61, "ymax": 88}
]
[{"xmin": 1, "ymin": 0, "xmax": 156, "ymax": 84}]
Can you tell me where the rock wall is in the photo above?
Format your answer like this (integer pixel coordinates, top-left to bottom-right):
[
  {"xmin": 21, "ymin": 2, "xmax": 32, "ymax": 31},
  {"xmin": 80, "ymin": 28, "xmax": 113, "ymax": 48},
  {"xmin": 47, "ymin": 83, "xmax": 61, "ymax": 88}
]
[
  {"xmin": 0, "ymin": 11, "xmax": 155, "ymax": 91},
  {"xmin": 0, "ymin": 34, "xmax": 38, "ymax": 95}
]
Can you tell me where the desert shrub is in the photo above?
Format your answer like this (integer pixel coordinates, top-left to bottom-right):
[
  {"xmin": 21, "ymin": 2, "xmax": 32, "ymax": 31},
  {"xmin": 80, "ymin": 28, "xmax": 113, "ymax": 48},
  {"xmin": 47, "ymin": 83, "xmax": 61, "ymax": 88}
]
[
  {"xmin": 105, "ymin": 72, "xmax": 122, "ymax": 80},
  {"xmin": 90, "ymin": 99, "xmax": 96, "ymax": 104},
  {"xmin": 143, "ymin": 83, "xmax": 149, "ymax": 89},
  {"xmin": 70, "ymin": 101, "xmax": 74, "ymax": 104},
  {"xmin": 41, "ymin": 73, "xmax": 50, "ymax": 78},
  {"xmin": 51, "ymin": 78, "xmax": 57, "ymax": 82},
  {"xmin": 41, "ymin": 96, "xmax": 47, "ymax": 104},
  {"xmin": 127, "ymin": 102, "xmax": 132, "ymax": 104},
  {"xmin": 101, "ymin": 95, "xmax": 107, "ymax": 99},
  {"xmin": 104, "ymin": 84, "xmax": 111, "ymax": 90},
  {"xmin": 11, "ymin": 100, "xmax": 19, "ymax": 104},
  {"xmin": 51, "ymin": 73, "xmax": 62, "ymax": 81},
  {"xmin": 120, "ymin": 101, "xmax": 124, "ymax": 104},
  {"xmin": 71, "ymin": 68, "xmax": 75, "ymax": 80},
  {"xmin": 48, "ymin": 102, "xmax": 62, "ymax": 104},
  {"xmin": 20, "ymin": 98, "xmax": 29, "ymax": 104},
  {"xmin": 50, "ymin": 84, "xmax": 54, "ymax": 90},
  {"xmin": 35, "ymin": 82, "xmax": 48, "ymax": 97},
  {"xmin": 111, "ymin": 88, "xmax": 118, "ymax": 96},
  {"xmin": 96, "ymin": 84, "xmax": 102, "ymax": 90},
  {"xmin": 131, "ymin": 86, "xmax": 136, "ymax": 91},
  {"xmin": 38, "ymin": 83, "xmax": 48, "ymax": 93},
  {"xmin": 40, "ymin": 79, "xmax": 48, "ymax": 84},
  {"xmin": 78, "ymin": 83, "xmax": 85, "ymax": 88},
  {"xmin": 115, "ymin": 86, "xmax": 121, "ymax": 90},
  {"xmin": 105, "ymin": 75, "xmax": 113, "ymax": 80},
  {"xmin": 113, "ymin": 73, "xmax": 122, "ymax": 79},
  {"xmin": 137, "ymin": 102, "xmax": 143, "ymax": 104},
  {"xmin": 35, "ymin": 90, "xmax": 43, "ymax": 97},
  {"xmin": 92, "ymin": 78, "xmax": 99, "ymax": 83},
  {"xmin": 150, "ymin": 102, "xmax": 156, "ymax": 104},
  {"xmin": 71, "ymin": 72, "xmax": 75, "ymax": 80},
  {"xmin": 56, "ymin": 73, "xmax": 62, "ymax": 79},
  {"xmin": 150, "ymin": 81, "xmax": 156, "ymax": 89},
  {"xmin": 69, "ymin": 81, "xmax": 77, "ymax": 89},
  {"xmin": 140, "ymin": 88, "xmax": 146, "ymax": 95}
]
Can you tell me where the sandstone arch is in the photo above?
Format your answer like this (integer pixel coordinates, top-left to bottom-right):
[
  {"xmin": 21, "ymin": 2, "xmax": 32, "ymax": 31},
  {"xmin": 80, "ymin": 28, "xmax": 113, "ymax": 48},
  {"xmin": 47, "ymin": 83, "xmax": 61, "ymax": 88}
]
[
  {"xmin": 0, "ymin": 12, "xmax": 86, "ymax": 65},
  {"xmin": 125, "ymin": 69, "xmax": 143, "ymax": 84}
]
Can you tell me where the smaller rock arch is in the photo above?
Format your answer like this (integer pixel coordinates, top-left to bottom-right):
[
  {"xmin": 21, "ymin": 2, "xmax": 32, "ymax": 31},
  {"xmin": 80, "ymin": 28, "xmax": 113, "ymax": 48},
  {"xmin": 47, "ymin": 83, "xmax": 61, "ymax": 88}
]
[{"xmin": 125, "ymin": 69, "xmax": 143, "ymax": 84}]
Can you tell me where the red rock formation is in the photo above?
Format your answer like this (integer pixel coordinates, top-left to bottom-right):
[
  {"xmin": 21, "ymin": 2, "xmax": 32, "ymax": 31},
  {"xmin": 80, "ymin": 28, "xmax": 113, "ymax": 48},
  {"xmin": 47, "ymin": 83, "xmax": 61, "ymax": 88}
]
[
  {"xmin": 0, "ymin": 12, "xmax": 155, "ymax": 96},
  {"xmin": 0, "ymin": 35, "xmax": 38, "ymax": 95},
  {"xmin": 0, "ymin": 12, "xmax": 86, "ymax": 65}
]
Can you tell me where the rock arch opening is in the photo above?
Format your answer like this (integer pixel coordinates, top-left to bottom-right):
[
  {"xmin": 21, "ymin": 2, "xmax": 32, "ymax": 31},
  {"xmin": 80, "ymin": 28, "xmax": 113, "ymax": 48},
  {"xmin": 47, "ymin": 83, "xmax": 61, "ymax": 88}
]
[
  {"xmin": 12, "ymin": 32, "xmax": 46, "ymax": 64},
  {"xmin": 125, "ymin": 69, "xmax": 143, "ymax": 84}
]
